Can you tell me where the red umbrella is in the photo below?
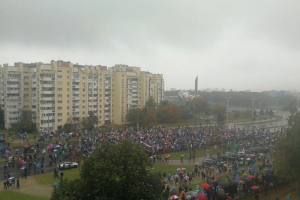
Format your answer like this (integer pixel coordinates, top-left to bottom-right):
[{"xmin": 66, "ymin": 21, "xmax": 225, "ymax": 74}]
[
  {"xmin": 201, "ymin": 183, "xmax": 210, "ymax": 188},
  {"xmin": 251, "ymin": 185, "xmax": 259, "ymax": 190},
  {"xmin": 198, "ymin": 193, "xmax": 206, "ymax": 200},
  {"xmin": 248, "ymin": 175, "xmax": 254, "ymax": 178},
  {"xmin": 170, "ymin": 195, "xmax": 179, "ymax": 199}
]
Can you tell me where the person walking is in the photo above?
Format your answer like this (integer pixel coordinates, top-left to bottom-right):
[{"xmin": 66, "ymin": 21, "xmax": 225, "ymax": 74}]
[
  {"xmin": 3, "ymin": 180, "xmax": 7, "ymax": 190},
  {"xmin": 286, "ymin": 194, "xmax": 291, "ymax": 200},
  {"xmin": 16, "ymin": 178, "xmax": 20, "ymax": 189},
  {"xmin": 255, "ymin": 189, "xmax": 259, "ymax": 200}
]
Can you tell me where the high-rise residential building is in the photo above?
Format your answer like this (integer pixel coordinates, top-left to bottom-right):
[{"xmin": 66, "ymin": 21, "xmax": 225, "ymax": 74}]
[{"xmin": 0, "ymin": 61, "xmax": 164, "ymax": 131}]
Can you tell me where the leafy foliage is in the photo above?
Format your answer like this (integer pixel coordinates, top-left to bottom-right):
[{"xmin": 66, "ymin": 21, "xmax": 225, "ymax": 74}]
[
  {"xmin": 146, "ymin": 109, "xmax": 158, "ymax": 125},
  {"xmin": 213, "ymin": 102, "xmax": 226, "ymax": 123},
  {"xmin": 157, "ymin": 104, "xmax": 181, "ymax": 123},
  {"xmin": 16, "ymin": 110, "xmax": 36, "ymax": 133},
  {"xmin": 273, "ymin": 112, "xmax": 300, "ymax": 186},
  {"xmin": 180, "ymin": 106, "xmax": 192, "ymax": 122},
  {"xmin": 284, "ymin": 97, "xmax": 298, "ymax": 115},
  {"xmin": 51, "ymin": 140, "xmax": 163, "ymax": 200},
  {"xmin": 188, "ymin": 97, "xmax": 208, "ymax": 114},
  {"xmin": 0, "ymin": 107, "xmax": 4, "ymax": 129},
  {"xmin": 81, "ymin": 118, "xmax": 93, "ymax": 130}
]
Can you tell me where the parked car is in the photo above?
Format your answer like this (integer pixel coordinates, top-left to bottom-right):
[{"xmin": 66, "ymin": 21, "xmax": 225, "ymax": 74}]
[
  {"xmin": 203, "ymin": 158, "xmax": 216, "ymax": 166},
  {"xmin": 57, "ymin": 162, "xmax": 78, "ymax": 169}
]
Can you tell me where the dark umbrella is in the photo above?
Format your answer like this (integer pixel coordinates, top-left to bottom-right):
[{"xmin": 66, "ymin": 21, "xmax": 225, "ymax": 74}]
[
  {"xmin": 264, "ymin": 168, "xmax": 274, "ymax": 174},
  {"xmin": 217, "ymin": 191, "xmax": 225, "ymax": 197},
  {"xmin": 218, "ymin": 181, "xmax": 229, "ymax": 188},
  {"xmin": 170, "ymin": 190, "xmax": 178, "ymax": 196},
  {"xmin": 217, "ymin": 178, "xmax": 225, "ymax": 183},
  {"xmin": 229, "ymin": 180, "xmax": 239, "ymax": 185},
  {"xmin": 207, "ymin": 179, "xmax": 218, "ymax": 185},
  {"xmin": 243, "ymin": 177, "xmax": 253, "ymax": 184}
]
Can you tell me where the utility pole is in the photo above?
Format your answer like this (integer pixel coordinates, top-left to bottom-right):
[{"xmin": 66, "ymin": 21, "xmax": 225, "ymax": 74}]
[
  {"xmin": 250, "ymin": 98, "xmax": 257, "ymax": 119},
  {"xmin": 225, "ymin": 97, "xmax": 231, "ymax": 125}
]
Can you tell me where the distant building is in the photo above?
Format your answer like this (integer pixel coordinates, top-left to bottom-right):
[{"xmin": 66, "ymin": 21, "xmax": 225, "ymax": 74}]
[{"xmin": 170, "ymin": 88, "xmax": 176, "ymax": 91}]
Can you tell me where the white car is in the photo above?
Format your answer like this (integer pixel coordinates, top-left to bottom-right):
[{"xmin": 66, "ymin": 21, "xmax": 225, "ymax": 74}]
[{"xmin": 57, "ymin": 162, "xmax": 78, "ymax": 169}]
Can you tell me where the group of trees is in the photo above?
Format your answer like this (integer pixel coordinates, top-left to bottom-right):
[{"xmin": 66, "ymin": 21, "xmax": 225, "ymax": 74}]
[
  {"xmin": 63, "ymin": 111, "xmax": 98, "ymax": 133},
  {"xmin": 7, "ymin": 110, "xmax": 36, "ymax": 133},
  {"xmin": 126, "ymin": 97, "xmax": 181, "ymax": 126},
  {"xmin": 51, "ymin": 140, "xmax": 163, "ymax": 200},
  {"xmin": 273, "ymin": 111, "xmax": 300, "ymax": 192}
]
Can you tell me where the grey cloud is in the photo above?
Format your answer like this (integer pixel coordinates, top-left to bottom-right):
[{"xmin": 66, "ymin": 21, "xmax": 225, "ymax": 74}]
[{"xmin": 0, "ymin": 0, "xmax": 300, "ymax": 91}]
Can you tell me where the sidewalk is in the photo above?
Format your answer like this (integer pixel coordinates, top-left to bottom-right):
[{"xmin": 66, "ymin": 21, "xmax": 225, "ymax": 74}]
[{"xmin": 0, "ymin": 176, "xmax": 52, "ymax": 199}]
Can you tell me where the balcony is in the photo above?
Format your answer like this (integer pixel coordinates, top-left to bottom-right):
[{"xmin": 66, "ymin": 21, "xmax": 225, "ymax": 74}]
[
  {"xmin": 72, "ymin": 79, "xmax": 80, "ymax": 82},
  {"xmin": 40, "ymin": 97, "xmax": 53, "ymax": 101},
  {"xmin": 72, "ymin": 85, "xmax": 80, "ymax": 89},
  {"xmin": 72, "ymin": 103, "xmax": 80, "ymax": 106},
  {"xmin": 7, "ymin": 84, "xmax": 19, "ymax": 88},
  {"xmin": 8, "ymin": 119, "xmax": 18, "ymax": 124},
  {"xmin": 72, "ymin": 91, "xmax": 80, "ymax": 94},
  {"xmin": 7, "ymin": 96, "xmax": 21, "ymax": 100},
  {"xmin": 7, "ymin": 90, "xmax": 19, "ymax": 94},
  {"xmin": 72, "ymin": 109, "xmax": 80, "ymax": 112},
  {"xmin": 40, "ymin": 77, "xmax": 52, "ymax": 81},
  {"xmin": 40, "ymin": 116, "xmax": 55, "ymax": 120},
  {"xmin": 7, "ymin": 78, "xmax": 19, "ymax": 82},
  {"xmin": 40, "ymin": 110, "xmax": 54, "ymax": 114},
  {"xmin": 105, "ymin": 86, "xmax": 111, "ymax": 89},
  {"xmin": 104, "ymin": 107, "xmax": 110, "ymax": 111},
  {"xmin": 41, "ymin": 84, "xmax": 54, "ymax": 87},
  {"xmin": 8, "ymin": 114, "xmax": 20, "ymax": 118},
  {"xmin": 40, "ymin": 103, "xmax": 53, "ymax": 107},
  {"xmin": 72, "ymin": 96, "xmax": 80, "ymax": 100},
  {"xmin": 41, "ymin": 91, "xmax": 55, "ymax": 94}
]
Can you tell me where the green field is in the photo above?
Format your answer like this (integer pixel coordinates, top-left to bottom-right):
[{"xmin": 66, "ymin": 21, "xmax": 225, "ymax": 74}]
[
  {"xmin": 0, "ymin": 191, "xmax": 48, "ymax": 200},
  {"xmin": 35, "ymin": 169, "xmax": 80, "ymax": 185}
]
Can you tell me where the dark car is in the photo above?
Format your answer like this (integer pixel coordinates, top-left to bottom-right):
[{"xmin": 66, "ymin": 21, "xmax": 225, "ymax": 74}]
[{"xmin": 203, "ymin": 158, "xmax": 216, "ymax": 166}]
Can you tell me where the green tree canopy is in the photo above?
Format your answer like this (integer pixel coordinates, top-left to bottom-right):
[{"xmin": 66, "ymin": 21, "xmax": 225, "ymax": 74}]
[
  {"xmin": 213, "ymin": 102, "xmax": 226, "ymax": 123},
  {"xmin": 81, "ymin": 118, "xmax": 93, "ymax": 130},
  {"xmin": 51, "ymin": 140, "xmax": 163, "ymax": 200},
  {"xmin": 285, "ymin": 97, "xmax": 298, "ymax": 115},
  {"xmin": 16, "ymin": 110, "xmax": 36, "ymax": 133},
  {"xmin": 273, "ymin": 112, "xmax": 300, "ymax": 191}
]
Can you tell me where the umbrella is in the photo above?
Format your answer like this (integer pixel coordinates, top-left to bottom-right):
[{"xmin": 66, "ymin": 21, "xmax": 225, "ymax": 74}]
[
  {"xmin": 217, "ymin": 178, "xmax": 225, "ymax": 183},
  {"xmin": 243, "ymin": 177, "xmax": 253, "ymax": 183},
  {"xmin": 201, "ymin": 183, "xmax": 210, "ymax": 188},
  {"xmin": 251, "ymin": 185, "xmax": 259, "ymax": 190},
  {"xmin": 218, "ymin": 181, "xmax": 229, "ymax": 188},
  {"xmin": 170, "ymin": 190, "xmax": 178, "ymax": 196},
  {"xmin": 229, "ymin": 180, "xmax": 239, "ymax": 185},
  {"xmin": 53, "ymin": 182, "xmax": 58, "ymax": 187},
  {"xmin": 195, "ymin": 163, "xmax": 199, "ymax": 165},
  {"xmin": 179, "ymin": 171, "xmax": 184, "ymax": 175},
  {"xmin": 248, "ymin": 175, "xmax": 254, "ymax": 178},
  {"xmin": 177, "ymin": 168, "xmax": 181, "ymax": 171},
  {"xmin": 190, "ymin": 192, "xmax": 197, "ymax": 198},
  {"xmin": 251, "ymin": 169, "xmax": 260, "ymax": 174},
  {"xmin": 181, "ymin": 155, "xmax": 184, "ymax": 156},
  {"xmin": 182, "ymin": 168, "xmax": 186, "ymax": 171},
  {"xmin": 207, "ymin": 179, "xmax": 218, "ymax": 185},
  {"xmin": 150, "ymin": 156, "xmax": 153, "ymax": 159},
  {"xmin": 217, "ymin": 191, "xmax": 225, "ymax": 197},
  {"xmin": 246, "ymin": 158, "xmax": 250, "ymax": 161},
  {"xmin": 165, "ymin": 155, "xmax": 169, "ymax": 158},
  {"xmin": 198, "ymin": 193, "xmax": 206, "ymax": 200},
  {"xmin": 184, "ymin": 176, "xmax": 189, "ymax": 181},
  {"xmin": 170, "ymin": 195, "xmax": 179, "ymax": 199}
]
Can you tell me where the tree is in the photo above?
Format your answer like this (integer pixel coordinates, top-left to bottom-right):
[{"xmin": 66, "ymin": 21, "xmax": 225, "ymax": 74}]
[
  {"xmin": 65, "ymin": 116, "xmax": 81, "ymax": 132},
  {"xmin": 189, "ymin": 97, "xmax": 208, "ymax": 114},
  {"xmin": 157, "ymin": 104, "xmax": 181, "ymax": 123},
  {"xmin": 233, "ymin": 110, "xmax": 241, "ymax": 118},
  {"xmin": 273, "ymin": 112, "xmax": 300, "ymax": 192},
  {"xmin": 126, "ymin": 108, "xmax": 146, "ymax": 126},
  {"xmin": 180, "ymin": 106, "xmax": 192, "ymax": 122},
  {"xmin": 259, "ymin": 108, "xmax": 264, "ymax": 116},
  {"xmin": 51, "ymin": 140, "xmax": 163, "ymax": 200},
  {"xmin": 88, "ymin": 111, "xmax": 99, "ymax": 127},
  {"xmin": 269, "ymin": 109, "xmax": 274, "ymax": 116},
  {"xmin": 285, "ymin": 97, "xmax": 298, "ymax": 115},
  {"xmin": 213, "ymin": 102, "xmax": 226, "ymax": 123},
  {"xmin": 0, "ymin": 107, "xmax": 4, "ymax": 129},
  {"xmin": 82, "ymin": 118, "xmax": 93, "ymax": 130},
  {"xmin": 159, "ymin": 100, "xmax": 169, "ymax": 108},
  {"xmin": 145, "ymin": 96, "xmax": 156, "ymax": 110},
  {"xmin": 146, "ymin": 109, "xmax": 158, "ymax": 125},
  {"xmin": 63, "ymin": 123, "xmax": 73, "ymax": 133},
  {"xmin": 16, "ymin": 110, "xmax": 36, "ymax": 133}
]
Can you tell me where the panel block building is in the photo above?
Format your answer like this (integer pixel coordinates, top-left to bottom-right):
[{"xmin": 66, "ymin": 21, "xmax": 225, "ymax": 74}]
[{"xmin": 0, "ymin": 61, "xmax": 164, "ymax": 131}]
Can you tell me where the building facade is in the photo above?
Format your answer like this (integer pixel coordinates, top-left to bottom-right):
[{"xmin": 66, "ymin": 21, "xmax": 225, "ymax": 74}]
[{"xmin": 0, "ymin": 61, "xmax": 164, "ymax": 131}]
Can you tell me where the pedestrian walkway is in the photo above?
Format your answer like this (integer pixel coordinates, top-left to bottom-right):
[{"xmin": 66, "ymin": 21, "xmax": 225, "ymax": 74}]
[{"xmin": 0, "ymin": 176, "xmax": 52, "ymax": 199}]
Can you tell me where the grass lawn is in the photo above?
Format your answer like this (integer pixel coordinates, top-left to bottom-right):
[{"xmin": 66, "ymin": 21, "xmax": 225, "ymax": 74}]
[
  {"xmin": 162, "ymin": 140, "xmax": 250, "ymax": 160},
  {"xmin": 0, "ymin": 190, "xmax": 48, "ymax": 200},
  {"xmin": 150, "ymin": 164, "xmax": 195, "ymax": 174},
  {"xmin": 34, "ymin": 168, "xmax": 80, "ymax": 185}
]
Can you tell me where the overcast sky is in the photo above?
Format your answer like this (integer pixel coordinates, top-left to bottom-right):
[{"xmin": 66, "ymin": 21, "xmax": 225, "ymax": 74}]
[{"xmin": 1, "ymin": 0, "xmax": 299, "ymax": 92}]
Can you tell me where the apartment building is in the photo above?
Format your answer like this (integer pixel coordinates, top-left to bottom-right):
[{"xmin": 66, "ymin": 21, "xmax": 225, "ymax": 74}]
[{"xmin": 0, "ymin": 61, "xmax": 164, "ymax": 131}]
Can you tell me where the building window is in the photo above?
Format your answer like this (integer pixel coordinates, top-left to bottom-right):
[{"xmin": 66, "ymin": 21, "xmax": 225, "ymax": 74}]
[
  {"xmin": 58, "ymin": 70, "xmax": 62, "ymax": 72},
  {"xmin": 82, "ymin": 100, "xmax": 85, "ymax": 103},
  {"xmin": 67, "ymin": 94, "xmax": 69, "ymax": 97},
  {"xmin": 24, "ymin": 76, "xmax": 28, "ymax": 79},
  {"xmin": 58, "ymin": 100, "xmax": 62, "ymax": 103},
  {"xmin": 82, "ymin": 112, "xmax": 85, "ymax": 114},
  {"xmin": 67, "ymin": 82, "xmax": 69, "ymax": 85},
  {"xmin": 24, "ymin": 82, "xmax": 29, "ymax": 85},
  {"xmin": 67, "ymin": 76, "xmax": 69, "ymax": 79},
  {"xmin": 57, "ymin": 88, "xmax": 62, "ymax": 91},
  {"xmin": 82, "ymin": 94, "xmax": 85, "ymax": 97},
  {"xmin": 58, "ymin": 94, "xmax": 62, "ymax": 98},
  {"xmin": 67, "ymin": 88, "xmax": 69, "ymax": 91},
  {"xmin": 67, "ymin": 100, "xmax": 69, "ymax": 103},
  {"xmin": 24, "ymin": 88, "xmax": 29, "ymax": 91},
  {"xmin": 58, "ymin": 113, "xmax": 62, "ymax": 116},
  {"xmin": 67, "ymin": 112, "xmax": 69, "ymax": 116},
  {"xmin": 24, "ymin": 105, "xmax": 29, "ymax": 108},
  {"xmin": 58, "ymin": 119, "xmax": 62, "ymax": 122},
  {"xmin": 58, "ymin": 81, "xmax": 62, "ymax": 85},
  {"xmin": 57, "ymin": 75, "xmax": 62, "ymax": 78},
  {"xmin": 82, "ymin": 106, "xmax": 85, "ymax": 108},
  {"xmin": 58, "ymin": 107, "xmax": 62, "ymax": 110}
]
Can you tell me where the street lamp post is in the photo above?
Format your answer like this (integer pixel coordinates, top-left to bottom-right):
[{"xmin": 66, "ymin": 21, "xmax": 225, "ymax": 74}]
[{"xmin": 225, "ymin": 97, "xmax": 231, "ymax": 125}]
